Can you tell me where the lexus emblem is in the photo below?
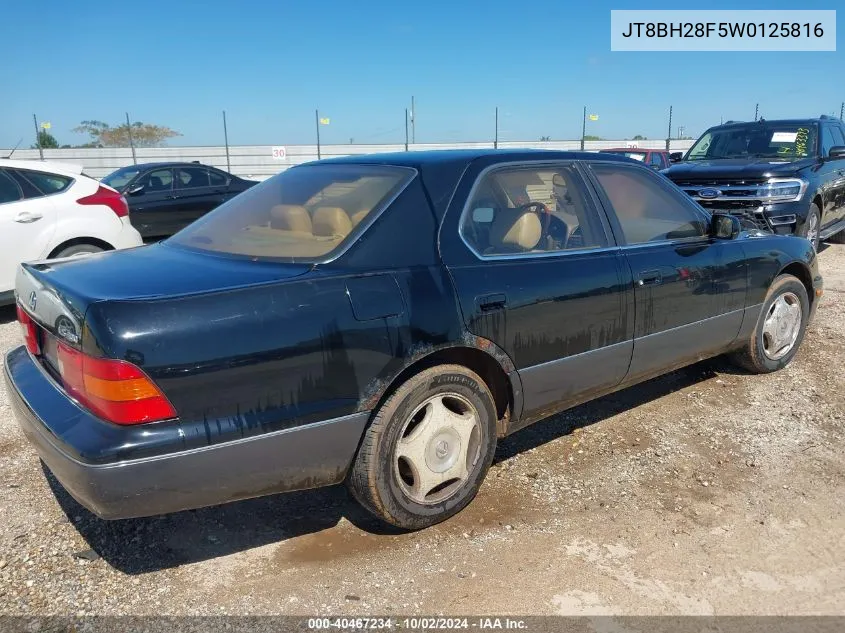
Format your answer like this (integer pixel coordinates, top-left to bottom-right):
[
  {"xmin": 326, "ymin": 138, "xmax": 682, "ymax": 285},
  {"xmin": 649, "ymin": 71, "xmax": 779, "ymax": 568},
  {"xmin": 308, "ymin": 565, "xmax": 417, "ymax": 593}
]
[
  {"xmin": 698, "ymin": 188, "xmax": 721, "ymax": 199},
  {"xmin": 28, "ymin": 291, "xmax": 37, "ymax": 311}
]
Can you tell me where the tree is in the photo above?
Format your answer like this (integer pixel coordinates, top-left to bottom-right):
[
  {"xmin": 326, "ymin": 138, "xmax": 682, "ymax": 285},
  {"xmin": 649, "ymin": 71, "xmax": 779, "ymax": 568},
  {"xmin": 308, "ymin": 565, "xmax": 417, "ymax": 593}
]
[
  {"xmin": 540, "ymin": 135, "xmax": 552, "ymax": 141},
  {"xmin": 31, "ymin": 130, "xmax": 59, "ymax": 149},
  {"xmin": 632, "ymin": 134, "xmax": 647, "ymax": 140},
  {"xmin": 72, "ymin": 120, "xmax": 181, "ymax": 147},
  {"xmin": 583, "ymin": 135, "xmax": 602, "ymax": 141}
]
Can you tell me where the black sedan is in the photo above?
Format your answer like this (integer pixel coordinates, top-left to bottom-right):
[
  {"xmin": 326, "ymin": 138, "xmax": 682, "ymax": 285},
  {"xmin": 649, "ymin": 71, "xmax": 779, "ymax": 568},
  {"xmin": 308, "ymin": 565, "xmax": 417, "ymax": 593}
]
[
  {"xmin": 5, "ymin": 150, "xmax": 823, "ymax": 530},
  {"xmin": 101, "ymin": 162, "xmax": 257, "ymax": 239}
]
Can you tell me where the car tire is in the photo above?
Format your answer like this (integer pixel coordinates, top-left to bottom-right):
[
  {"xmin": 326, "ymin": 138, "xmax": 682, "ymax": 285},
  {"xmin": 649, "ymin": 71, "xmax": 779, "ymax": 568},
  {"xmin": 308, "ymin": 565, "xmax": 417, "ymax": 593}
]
[
  {"xmin": 728, "ymin": 274, "xmax": 809, "ymax": 374},
  {"xmin": 348, "ymin": 364, "xmax": 498, "ymax": 530},
  {"xmin": 51, "ymin": 244, "xmax": 104, "ymax": 258},
  {"xmin": 800, "ymin": 204, "xmax": 821, "ymax": 251}
]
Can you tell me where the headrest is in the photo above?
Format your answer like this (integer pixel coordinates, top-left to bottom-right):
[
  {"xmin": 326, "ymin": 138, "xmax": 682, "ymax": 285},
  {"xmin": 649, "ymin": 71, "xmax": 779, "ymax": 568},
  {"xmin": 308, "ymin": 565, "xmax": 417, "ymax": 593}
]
[
  {"xmin": 490, "ymin": 209, "xmax": 541, "ymax": 251},
  {"xmin": 270, "ymin": 205, "xmax": 312, "ymax": 232},
  {"xmin": 312, "ymin": 207, "xmax": 352, "ymax": 238},
  {"xmin": 350, "ymin": 209, "xmax": 369, "ymax": 227}
]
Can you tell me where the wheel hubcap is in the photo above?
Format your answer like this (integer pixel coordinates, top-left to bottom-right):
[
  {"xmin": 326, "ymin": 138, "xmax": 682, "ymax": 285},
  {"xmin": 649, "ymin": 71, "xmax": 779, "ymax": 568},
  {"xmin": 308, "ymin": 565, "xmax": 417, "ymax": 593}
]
[
  {"xmin": 395, "ymin": 393, "xmax": 482, "ymax": 505},
  {"xmin": 761, "ymin": 292, "xmax": 802, "ymax": 361}
]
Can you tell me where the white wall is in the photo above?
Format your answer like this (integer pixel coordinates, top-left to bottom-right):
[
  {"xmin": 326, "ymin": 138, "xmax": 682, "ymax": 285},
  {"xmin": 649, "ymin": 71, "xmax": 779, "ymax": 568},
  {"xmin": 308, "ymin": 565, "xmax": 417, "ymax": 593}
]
[{"xmin": 1, "ymin": 140, "xmax": 696, "ymax": 180}]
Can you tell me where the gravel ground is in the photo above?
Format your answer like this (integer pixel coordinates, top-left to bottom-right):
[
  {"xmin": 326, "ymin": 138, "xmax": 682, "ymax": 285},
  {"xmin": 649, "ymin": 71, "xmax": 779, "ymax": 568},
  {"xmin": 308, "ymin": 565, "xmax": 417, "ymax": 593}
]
[{"xmin": 0, "ymin": 245, "xmax": 844, "ymax": 617}]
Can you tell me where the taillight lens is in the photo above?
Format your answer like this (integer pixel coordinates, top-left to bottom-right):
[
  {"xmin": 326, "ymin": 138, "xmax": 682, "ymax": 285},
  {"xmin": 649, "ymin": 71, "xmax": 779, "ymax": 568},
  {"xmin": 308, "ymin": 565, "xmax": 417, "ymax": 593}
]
[
  {"xmin": 56, "ymin": 342, "xmax": 176, "ymax": 425},
  {"xmin": 77, "ymin": 185, "xmax": 129, "ymax": 218},
  {"xmin": 16, "ymin": 305, "xmax": 39, "ymax": 355}
]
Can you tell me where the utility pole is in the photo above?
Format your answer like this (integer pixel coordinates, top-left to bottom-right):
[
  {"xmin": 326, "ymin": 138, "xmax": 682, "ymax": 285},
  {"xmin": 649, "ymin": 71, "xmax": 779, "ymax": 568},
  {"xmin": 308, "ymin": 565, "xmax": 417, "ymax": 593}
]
[
  {"xmin": 405, "ymin": 108, "xmax": 409, "ymax": 151},
  {"xmin": 222, "ymin": 110, "xmax": 231, "ymax": 173},
  {"xmin": 754, "ymin": 103, "xmax": 759, "ymax": 121},
  {"xmin": 125, "ymin": 112, "xmax": 137, "ymax": 165},
  {"xmin": 32, "ymin": 114, "xmax": 43, "ymax": 160},
  {"xmin": 411, "ymin": 96, "xmax": 415, "ymax": 144},
  {"xmin": 494, "ymin": 107, "xmax": 498, "ymax": 149},
  {"xmin": 315, "ymin": 109, "xmax": 321, "ymax": 160},
  {"xmin": 666, "ymin": 105, "xmax": 673, "ymax": 151},
  {"xmin": 581, "ymin": 106, "xmax": 587, "ymax": 150}
]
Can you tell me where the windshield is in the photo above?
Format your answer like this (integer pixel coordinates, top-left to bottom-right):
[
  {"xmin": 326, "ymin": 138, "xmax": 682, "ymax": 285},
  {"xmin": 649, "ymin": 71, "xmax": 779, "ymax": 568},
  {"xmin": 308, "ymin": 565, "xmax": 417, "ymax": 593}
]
[
  {"xmin": 686, "ymin": 123, "xmax": 817, "ymax": 161},
  {"xmin": 102, "ymin": 166, "xmax": 141, "ymax": 190},
  {"xmin": 169, "ymin": 164, "xmax": 414, "ymax": 261}
]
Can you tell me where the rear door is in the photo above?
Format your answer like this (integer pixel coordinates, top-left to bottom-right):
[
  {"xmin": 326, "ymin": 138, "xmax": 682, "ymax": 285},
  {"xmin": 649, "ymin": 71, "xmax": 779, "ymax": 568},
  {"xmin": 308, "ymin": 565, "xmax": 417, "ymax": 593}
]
[
  {"xmin": 585, "ymin": 161, "xmax": 748, "ymax": 384},
  {"xmin": 0, "ymin": 169, "xmax": 59, "ymax": 293},
  {"xmin": 819, "ymin": 124, "xmax": 845, "ymax": 229},
  {"xmin": 823, "ymin": 124, "xmax": 845, "ymax": 226},
  {"xmin": 172, "ymin": 166, "xmax": 225, "ymax": 231},
  {"xmin": 439, "ymin": 160, "xmax": 634, "ymax": 429},
  {"xmin": 126, "ymin": 168, "xmax": 178, "ymax": 238}
]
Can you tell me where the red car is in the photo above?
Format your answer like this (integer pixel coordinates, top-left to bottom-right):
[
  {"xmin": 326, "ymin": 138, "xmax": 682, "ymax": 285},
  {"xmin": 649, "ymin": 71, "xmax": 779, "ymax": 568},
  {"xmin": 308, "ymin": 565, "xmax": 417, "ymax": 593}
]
[{"xmin": 599, "ymin": 148, "xmax": 673, "ymax": 170}]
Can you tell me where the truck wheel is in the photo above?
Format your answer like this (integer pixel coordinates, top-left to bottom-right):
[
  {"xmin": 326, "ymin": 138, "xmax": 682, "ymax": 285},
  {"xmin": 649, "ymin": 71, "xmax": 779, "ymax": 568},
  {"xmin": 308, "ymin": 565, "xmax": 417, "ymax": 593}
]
[
  {"xmin": 729, "ymin": 274, "xmax": 809, "ymax": 374},
  {"xmin": 348, "ymin": 365, "xmax": 498, "ymax": 530},
  {"xmin": 801, "ymin": 204, "xmax": 820, "ymax": 251}
]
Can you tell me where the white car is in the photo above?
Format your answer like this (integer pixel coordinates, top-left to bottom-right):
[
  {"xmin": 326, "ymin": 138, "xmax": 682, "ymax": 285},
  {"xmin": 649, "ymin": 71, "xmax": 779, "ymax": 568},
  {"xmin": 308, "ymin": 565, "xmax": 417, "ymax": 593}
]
[{"xmin": 0, "ymin": 159, "xmax": 143, "ymax": 304}]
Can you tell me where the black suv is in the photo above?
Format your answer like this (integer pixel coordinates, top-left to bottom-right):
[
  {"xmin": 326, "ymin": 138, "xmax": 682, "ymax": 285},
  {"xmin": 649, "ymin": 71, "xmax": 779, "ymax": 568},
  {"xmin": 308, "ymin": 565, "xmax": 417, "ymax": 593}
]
[{"xmin": 664, "ymin": 116, "xmax": 845, "ymax": 250}]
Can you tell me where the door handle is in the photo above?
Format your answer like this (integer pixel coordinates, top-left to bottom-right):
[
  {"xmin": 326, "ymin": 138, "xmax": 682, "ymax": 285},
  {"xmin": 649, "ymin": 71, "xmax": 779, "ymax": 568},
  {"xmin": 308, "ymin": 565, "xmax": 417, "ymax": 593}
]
[
  {"xmin": 477, "ymin": 293, "xmax": 507, "ymax": 312},
  {"xmin": 14, "ymin": 211, "xmax": 43, "ymax": 223},
  {"xmin": 636, "ymin": 270, "xmax": 662, "ymax": 286}
]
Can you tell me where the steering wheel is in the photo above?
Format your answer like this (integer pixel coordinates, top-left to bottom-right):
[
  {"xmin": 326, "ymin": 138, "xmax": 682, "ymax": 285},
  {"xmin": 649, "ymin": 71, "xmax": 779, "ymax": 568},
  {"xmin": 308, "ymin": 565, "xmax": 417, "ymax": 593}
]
[{"xmin": 515, "ymin": 201, "xmax": 552, "ymax": 239}]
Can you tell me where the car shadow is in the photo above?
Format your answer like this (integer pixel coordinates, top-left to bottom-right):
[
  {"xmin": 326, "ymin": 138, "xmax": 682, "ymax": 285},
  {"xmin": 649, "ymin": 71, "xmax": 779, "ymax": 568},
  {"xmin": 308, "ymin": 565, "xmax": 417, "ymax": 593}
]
[
  {"xmin": 46, "ymin": 355, "xmax": 743, "ymax": 575},
  {"xmin": 0, "ymin": 304, "xmax": 17, "ymax": 324}
]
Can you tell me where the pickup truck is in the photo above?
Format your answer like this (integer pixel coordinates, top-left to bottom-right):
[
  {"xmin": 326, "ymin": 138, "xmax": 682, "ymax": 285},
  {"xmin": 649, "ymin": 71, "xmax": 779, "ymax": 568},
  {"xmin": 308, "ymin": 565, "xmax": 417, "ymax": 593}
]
[{"xmin": 662, "ymin": 116, "xmax": 845, "ymax": 250}]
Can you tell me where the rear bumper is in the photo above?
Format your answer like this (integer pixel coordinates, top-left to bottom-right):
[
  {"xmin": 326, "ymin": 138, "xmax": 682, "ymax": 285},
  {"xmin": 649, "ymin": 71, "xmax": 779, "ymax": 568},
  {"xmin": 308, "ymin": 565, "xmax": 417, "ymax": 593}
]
[
  {"xmin": 113, "ymin": 218, "xmax": 144, "ymax": 249},
  {"xmin": 4, "ymin": 346, "xmax": 369, "ymax": 520}
]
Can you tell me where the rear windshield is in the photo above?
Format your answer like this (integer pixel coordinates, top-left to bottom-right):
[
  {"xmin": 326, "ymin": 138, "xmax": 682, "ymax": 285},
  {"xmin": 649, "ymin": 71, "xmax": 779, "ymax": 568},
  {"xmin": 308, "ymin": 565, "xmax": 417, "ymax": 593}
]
[
  {"xmin": 603, "ymin": 150, "xmax": 647, "ymax": 162},
  {"xmin": 169, "ymin": 164, "xmax": 414, "ymax": 261}
]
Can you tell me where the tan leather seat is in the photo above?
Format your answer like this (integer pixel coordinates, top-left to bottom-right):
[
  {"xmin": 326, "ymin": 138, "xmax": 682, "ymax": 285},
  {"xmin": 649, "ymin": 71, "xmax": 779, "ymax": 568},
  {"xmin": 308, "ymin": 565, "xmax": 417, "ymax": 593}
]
[
  {"xmin": 489, "ymin": 209, "xmax": 542, "ymax": 252},
  {"xmin": 350, "ymin": 209, "xmax": 369, "ymax": 228},
  {"xmin": 312, "ymin": 207, "xmax": 352, "ymax": 238},
  {"xmin": 270, "ymin": 205, "xmax": 312, "ymax": 232}
]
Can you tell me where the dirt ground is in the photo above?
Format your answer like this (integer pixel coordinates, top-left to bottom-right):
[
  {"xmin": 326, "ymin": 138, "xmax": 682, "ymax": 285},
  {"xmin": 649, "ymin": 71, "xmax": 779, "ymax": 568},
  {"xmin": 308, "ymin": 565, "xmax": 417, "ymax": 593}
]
[{"xmin": 0, "ymin": 245, "xmax": 843, "ymax": 617}]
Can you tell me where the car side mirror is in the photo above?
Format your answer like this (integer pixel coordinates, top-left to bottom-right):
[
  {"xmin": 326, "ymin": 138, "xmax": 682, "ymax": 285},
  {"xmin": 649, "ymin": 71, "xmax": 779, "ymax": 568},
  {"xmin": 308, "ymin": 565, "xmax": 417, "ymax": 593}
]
[
  {"xmin": 669, "ymin": 152, "xmax": 683, "ymax": 163},
  {"xmin": 127, "ymin": 183, "xmax": 145, "ymax": 195},
  {"xmin": 710, "ymin": 213, "xmax": 741, "ymax": 240},
  {"xmin": 828, "ymin": 146, "xmax": 845, "ymax": 159}
]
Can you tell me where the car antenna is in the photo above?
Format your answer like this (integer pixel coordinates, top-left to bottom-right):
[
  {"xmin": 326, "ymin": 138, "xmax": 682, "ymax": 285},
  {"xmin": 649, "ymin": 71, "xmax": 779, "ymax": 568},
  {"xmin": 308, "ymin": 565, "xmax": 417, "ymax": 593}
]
[{"xmin": 4, "ymin": 138, "xmax": 22, "ymax": 159}]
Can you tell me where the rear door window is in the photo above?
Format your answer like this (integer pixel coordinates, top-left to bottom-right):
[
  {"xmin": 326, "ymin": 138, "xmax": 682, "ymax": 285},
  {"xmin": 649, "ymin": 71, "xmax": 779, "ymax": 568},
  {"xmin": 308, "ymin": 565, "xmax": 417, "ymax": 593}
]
[
  {"xmin": 17, "ymin": 169, "xmax": 72, "ymax": 195},
  {"xmin": 208, "ymin": 169, "xmax": 228, "ymax": 187},
  {"xmin": 0, "ymin": 170, "xmax": 23, "ymax": 204},
  {"xmin": 176, "ymin": 167, "xmax": 211, "ymax": 189}
]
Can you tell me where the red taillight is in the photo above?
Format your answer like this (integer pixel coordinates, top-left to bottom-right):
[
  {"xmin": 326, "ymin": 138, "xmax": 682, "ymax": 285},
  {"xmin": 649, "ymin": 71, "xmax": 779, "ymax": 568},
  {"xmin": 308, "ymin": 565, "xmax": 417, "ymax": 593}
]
[
  {"xmin": 56, "ymin": 342, "xmax": 176, "ymax": 425},
  {"xmin": 77, "ymin": 185, "xmax": 129, "ymax": 218},
  {"xmin": 16, "ymin": 305, "xmax": 39, "ymax": 355}
]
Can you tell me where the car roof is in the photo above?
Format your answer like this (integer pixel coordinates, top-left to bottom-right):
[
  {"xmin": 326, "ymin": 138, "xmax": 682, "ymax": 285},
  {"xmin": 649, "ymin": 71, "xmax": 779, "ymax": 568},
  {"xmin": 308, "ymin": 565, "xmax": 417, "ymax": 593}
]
[
  {"xmin": 114, "ymin": 161, "xmax": 221, "ymax": 170},
  {"xmin": 315, "ymin": 148, "xmax": 633, "ymax": 168},
  {"xmin": 0, "ymin": 158, "xmax": 86, "ymax": 176},
  {"xmin": 601, "ymin": 148, "xmax": 660, "ymax": 153},
  {"xmin": 709, "ymin": 119, "xmax": 824, "ymax": 131}
]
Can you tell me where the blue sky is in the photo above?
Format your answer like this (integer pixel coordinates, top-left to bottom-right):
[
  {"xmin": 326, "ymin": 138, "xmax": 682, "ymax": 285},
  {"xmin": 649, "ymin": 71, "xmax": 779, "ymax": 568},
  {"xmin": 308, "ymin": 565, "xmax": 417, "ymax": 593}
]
[{"xmin": 1, "ymin": 0, "xmax": 842, "ymax": 147}]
